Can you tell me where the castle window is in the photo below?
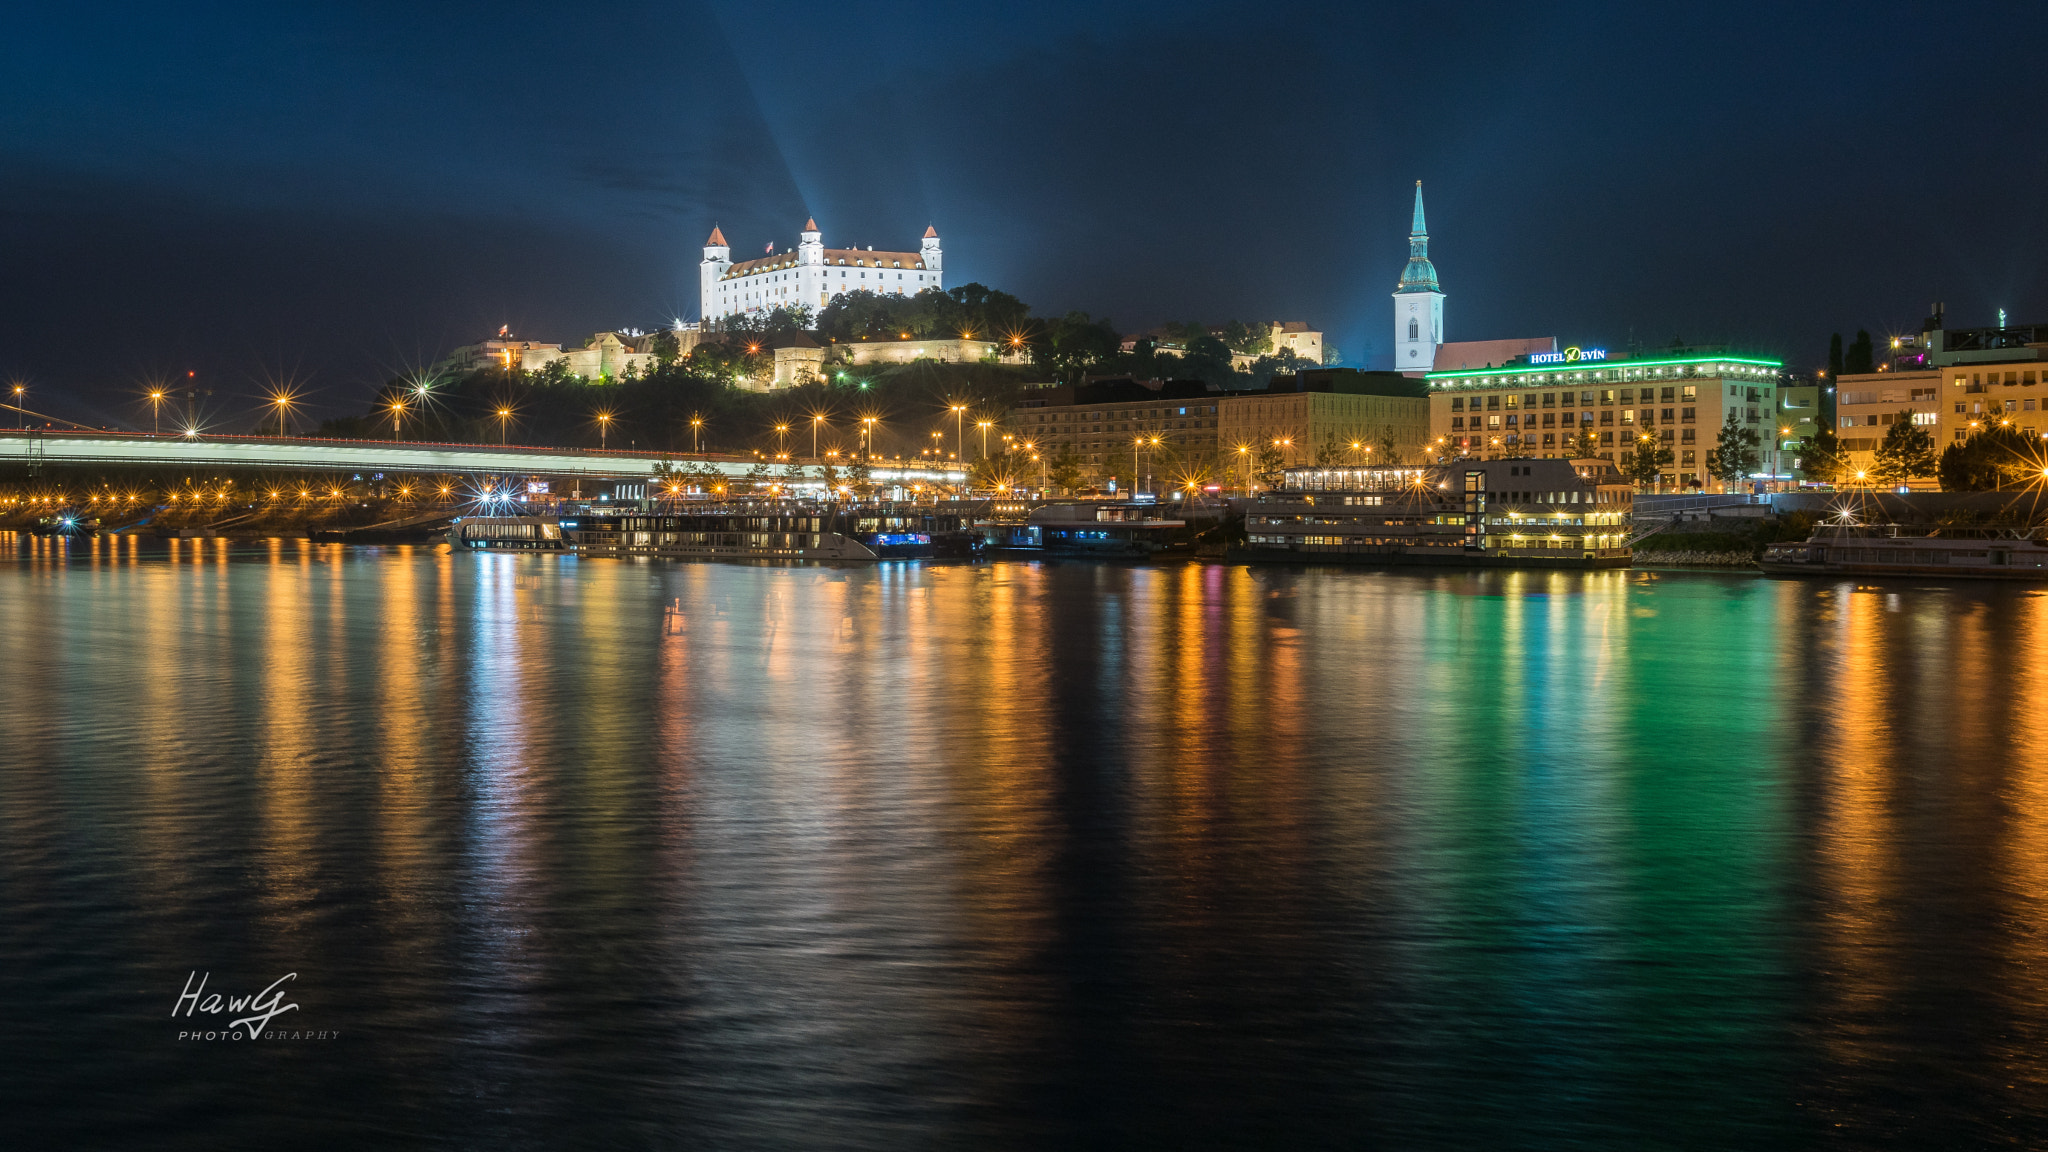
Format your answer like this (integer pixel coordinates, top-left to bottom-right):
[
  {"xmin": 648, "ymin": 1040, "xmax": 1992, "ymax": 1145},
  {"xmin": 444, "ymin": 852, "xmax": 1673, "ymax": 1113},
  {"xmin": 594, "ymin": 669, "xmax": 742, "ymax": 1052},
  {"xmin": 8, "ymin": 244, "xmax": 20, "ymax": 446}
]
[{"xmin": 1408, "ymin": 319, "xmax": 1419, "ymax": 340}]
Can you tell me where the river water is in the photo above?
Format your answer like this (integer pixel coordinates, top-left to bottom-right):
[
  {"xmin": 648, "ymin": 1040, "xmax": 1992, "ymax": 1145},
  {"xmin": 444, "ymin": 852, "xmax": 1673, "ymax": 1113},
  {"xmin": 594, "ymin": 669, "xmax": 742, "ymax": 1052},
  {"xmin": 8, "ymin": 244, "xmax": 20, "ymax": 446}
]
[{"xmin": 4, "ymin": 536, "xmax": 2046, "ymax": 1148}]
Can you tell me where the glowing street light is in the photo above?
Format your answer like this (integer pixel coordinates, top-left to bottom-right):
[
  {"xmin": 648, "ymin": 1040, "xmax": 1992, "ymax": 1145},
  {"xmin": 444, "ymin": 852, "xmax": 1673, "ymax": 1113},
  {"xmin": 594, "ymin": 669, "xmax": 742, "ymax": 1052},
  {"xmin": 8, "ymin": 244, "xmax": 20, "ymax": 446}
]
[
  {"xmin": 949, "ymin": 403, "xmax": 967, "ymax": 459},
  {"xmin": 977, "ymin": 419, "xmax": 992, "ymax": 460},
  {"xmin": 496, "ymin": 406, "xmax": 513, "ymax": 445},
  {"xmin": 812, "ymin": 413, "xmax": 826, "ymax": 459},
  {"xmin": 148, "ymin": 389, "xmax": 166, "ymax": 436},
  {"xmin": 388, "ymin": 398, "xmax": 407, "ymax": 441},
  {"xmin": 269, "ymin": 391, "xmax": 296, "ymax": 437},
  {"xmin": 691, "ymin": 415, "xmax": 703, "ymax": 454},
  {"xmin": 775, "ymin": 422, "xmax": 789, "ymax": 456},
  {"xmin": 596, "ymin": 411, "xmax": 614, "ymax": 451}
]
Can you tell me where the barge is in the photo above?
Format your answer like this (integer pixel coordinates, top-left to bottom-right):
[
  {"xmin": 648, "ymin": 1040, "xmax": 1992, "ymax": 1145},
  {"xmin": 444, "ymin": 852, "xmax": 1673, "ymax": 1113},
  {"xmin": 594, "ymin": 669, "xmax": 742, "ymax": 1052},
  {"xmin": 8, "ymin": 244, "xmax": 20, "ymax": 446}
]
[
  {"xmin": 1229, "ymin": 458, "xmax": 1635, "ymax": 569},
  {"xmin": 1761, "ymin": 528, "xmax": 2048, "ymax": 578}
]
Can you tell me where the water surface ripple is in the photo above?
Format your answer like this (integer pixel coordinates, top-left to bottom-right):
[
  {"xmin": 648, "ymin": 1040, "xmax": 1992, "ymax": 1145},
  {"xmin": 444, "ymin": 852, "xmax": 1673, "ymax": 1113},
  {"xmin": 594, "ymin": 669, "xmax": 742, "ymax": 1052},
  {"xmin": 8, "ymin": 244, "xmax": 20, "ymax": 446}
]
[{"xmin": 4, "ymin": 537, "xmax": 2046, "ymax": 1148}]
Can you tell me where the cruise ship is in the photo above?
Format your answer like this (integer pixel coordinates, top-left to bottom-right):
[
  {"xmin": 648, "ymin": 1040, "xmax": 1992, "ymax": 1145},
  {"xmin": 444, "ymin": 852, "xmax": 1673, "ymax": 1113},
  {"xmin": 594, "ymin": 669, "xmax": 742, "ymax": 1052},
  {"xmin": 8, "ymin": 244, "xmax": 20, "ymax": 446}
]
[
  {"xmin": 1230, "ymin": 459, "xmax": 1636, "ymax": 568},
  {"xmin": 558, "ymin": 503, "xmax": 989, "ymax": 562},
  {"xmin": 1761, "ymin": 528, "xmax": 2048, "ymax": 578},
  {"xmin": 984, "ymin": 502, "xmax": 1189, "ymax": 557}
]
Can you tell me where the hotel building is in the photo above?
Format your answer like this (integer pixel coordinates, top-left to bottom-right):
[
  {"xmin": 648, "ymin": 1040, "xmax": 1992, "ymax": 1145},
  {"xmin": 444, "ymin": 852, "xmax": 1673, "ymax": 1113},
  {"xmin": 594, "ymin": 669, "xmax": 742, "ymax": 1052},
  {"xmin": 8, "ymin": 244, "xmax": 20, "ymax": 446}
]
[{"xmin": 1426, "ymin": 351, "xmax": 1785, "ymax": 489}]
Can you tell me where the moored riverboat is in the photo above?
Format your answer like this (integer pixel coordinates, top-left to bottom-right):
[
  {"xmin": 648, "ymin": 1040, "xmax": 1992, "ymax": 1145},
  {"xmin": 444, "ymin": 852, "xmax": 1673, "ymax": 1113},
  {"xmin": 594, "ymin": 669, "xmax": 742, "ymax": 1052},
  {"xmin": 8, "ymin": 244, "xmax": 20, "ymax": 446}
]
[
  {"xmin": 1229, "ymin": 459, "xmax": 1635, "ymax": 569},
  {"xmin": 1761, "ymin": 528, "xmax": 2048, "ymax": 578},
  {"xmin": 1014, "ymin": 501, "xmax": 1187, "ymax": 558},
  {"xmin": 452, "ymin": 515, "xmax": 565, "ymax": 551},
  {"xmin": 561, "ymin": 503, "xmax": 995, "ymax": 562},
  {"xmin": 30, "ymin": 514, "xmax": 99, "ymax": 537}
]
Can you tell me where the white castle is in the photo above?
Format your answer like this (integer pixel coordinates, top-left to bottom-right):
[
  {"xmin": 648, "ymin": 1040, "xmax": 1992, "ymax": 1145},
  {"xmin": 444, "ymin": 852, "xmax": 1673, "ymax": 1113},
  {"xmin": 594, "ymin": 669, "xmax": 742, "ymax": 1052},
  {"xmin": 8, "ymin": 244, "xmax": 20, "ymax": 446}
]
[{"xmin": 701, "ymin": 219, "xmax": 943, "ymax": 323}]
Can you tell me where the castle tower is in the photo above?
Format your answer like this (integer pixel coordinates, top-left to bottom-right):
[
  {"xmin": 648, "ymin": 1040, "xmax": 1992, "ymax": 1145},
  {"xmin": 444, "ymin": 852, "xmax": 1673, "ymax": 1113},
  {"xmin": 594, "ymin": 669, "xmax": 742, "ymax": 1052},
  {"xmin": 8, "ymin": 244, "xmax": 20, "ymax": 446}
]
[
  {"xmin": 700, "ymin": 225, "xmax": 731, "ymax": 322},
  {"xmin": 920, "ymin": 224, "xmax": 942, "ymax": 275},
  {"xmin": 798, "ymin": 217, "xmax": 823, "ymax": 265},
  {"xmin": 1392, "ymin": 182, "xmax": 1444, "ymax": 375}
]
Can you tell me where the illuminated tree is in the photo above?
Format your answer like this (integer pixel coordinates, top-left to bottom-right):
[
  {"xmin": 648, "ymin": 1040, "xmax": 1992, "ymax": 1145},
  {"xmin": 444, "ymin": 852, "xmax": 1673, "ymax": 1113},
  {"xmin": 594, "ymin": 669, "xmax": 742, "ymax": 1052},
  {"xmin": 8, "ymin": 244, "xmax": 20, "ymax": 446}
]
[
  {"xmin": 1798, "ymin": 427, "xmax": 1845, "ymax": 485},
  {"xmin": 1707, "ymin": 412, "xmax": 1761, "ymax": 490},
  {"xmin": 1871, "ymin": 410, "xmax": 1937, "ymax": 486}
]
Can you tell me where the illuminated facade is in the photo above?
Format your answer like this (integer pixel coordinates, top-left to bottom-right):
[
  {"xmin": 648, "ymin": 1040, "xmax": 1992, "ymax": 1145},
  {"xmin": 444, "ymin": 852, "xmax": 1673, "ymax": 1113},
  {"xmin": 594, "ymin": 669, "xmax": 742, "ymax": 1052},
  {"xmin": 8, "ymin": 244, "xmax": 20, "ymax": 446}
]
[
  {"xmin": 1832, "ymin": 370, "xmax": 1942, "ymax": 483},
  {"xmin": 1216, "ymin": 389, "xmax": 1430, "ymax": 475},
  {"xmin": 1008, "ymin": 382, "xmax": 1222, "ymax": 488},
  {"xmin": 1393, "ymin": 181, "xmax": 1444, "ymax": 375},
  {"xmin": 1427, "ymin": 352, "xmax": 1786, "ymax": 489},
  {"xmin": 702, "ymin": 220, "xmax": 942, "ymax": 322}
]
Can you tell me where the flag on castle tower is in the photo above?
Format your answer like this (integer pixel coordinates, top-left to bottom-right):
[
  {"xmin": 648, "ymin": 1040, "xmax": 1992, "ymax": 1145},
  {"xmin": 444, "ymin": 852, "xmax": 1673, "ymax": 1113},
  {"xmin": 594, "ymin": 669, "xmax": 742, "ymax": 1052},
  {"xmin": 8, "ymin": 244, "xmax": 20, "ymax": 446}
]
[{"xmin": 765, "ymin": 241, "xmax": 774, "ymax": 254}]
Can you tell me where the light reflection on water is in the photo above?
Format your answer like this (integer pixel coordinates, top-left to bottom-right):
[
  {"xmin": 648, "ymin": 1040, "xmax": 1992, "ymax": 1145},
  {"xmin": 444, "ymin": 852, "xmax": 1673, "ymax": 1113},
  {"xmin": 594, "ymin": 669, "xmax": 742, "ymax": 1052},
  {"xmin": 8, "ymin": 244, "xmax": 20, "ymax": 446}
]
[{"xmin": 3, "ymin": 538, "xmax": 2048, "ymax": 1148}]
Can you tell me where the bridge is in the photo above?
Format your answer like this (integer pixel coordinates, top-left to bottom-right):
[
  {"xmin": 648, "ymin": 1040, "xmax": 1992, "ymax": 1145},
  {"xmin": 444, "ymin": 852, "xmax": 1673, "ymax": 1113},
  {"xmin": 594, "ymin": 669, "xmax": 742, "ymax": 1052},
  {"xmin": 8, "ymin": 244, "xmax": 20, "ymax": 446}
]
[{"xmin": 0, "ymin": 430, "xmax": 970, "ymax": 485}]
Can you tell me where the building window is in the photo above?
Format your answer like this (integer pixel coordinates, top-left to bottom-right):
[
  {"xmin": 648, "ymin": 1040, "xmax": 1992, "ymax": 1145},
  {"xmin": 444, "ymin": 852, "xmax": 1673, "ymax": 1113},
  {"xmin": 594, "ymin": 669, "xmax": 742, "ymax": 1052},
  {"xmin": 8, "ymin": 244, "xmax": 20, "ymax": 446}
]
[{"xmin": 1408, "ymin": 319, "xmax": 1419, "ymax": 339}]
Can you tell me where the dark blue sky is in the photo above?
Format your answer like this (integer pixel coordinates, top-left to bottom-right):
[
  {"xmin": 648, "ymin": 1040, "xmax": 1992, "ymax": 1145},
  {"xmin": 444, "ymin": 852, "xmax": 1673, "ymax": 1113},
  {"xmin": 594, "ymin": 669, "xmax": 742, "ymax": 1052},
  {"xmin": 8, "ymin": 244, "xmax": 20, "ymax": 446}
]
[{"xmin": 2, "ymin": 0, "xmax": 2041, "ymax": 426}]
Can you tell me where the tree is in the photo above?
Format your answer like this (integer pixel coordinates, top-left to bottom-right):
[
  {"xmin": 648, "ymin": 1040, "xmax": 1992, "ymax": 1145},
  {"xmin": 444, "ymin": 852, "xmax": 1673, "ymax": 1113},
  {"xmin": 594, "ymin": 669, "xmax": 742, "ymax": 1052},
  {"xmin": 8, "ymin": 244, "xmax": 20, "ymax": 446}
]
[
  {"xmin": 1175, "ymin": 335, "xmax": 1238, "ymax": 388},
  {"xmin": 1217, "ymin": 320, "xmax": 1272, "ymax": 356},
  {"xmin": 1707, "ymin": 412, "xmax": 1760, "ymax": 490},
  {"xmin": 1871, "ymin": 410, "xmax": 1936, "ymax": 486},
  {"xmin": 972, "ymin": 450, "xmax": 1025, "ymax": 491},
  {"xmin": 1376, "ymin": 425, "xmax": 1403, "ymax": 465},
  {"xmin": 741, "ymin": 459, "xmax": 774, "ymax": 495},
  {"xmin": 1844, "ymin": 329, "xmax": 1876, "ymax": 376},
  {"xmin": 1255, "ymin": 443, "xmax": 1286, "ymax": 483},
  {"xmin": 1314, "ymin": 435, "xmax": 1346, "ymax": 467},
  {"xmin": 1797, "ymin": 427, "xmax": 1845, "ymax": 485},
  {"xmin": 1623, "ymin": 434, "xmax": 1673, "ymax": 489},
  {"xmin": 1031, "ymin": 312, "xmax": 1121, "ymax": 384},
  {"xmin": 1938, "ymin": 425, "xmax": 2038, "ymax": 491},
  {"xmin": 1827, "ymin": 332, "xmax": 1845, "ymax": 381},
  {"xmin": 1048, "ymin": 448, "xmax": 1084, "ymax": 493},
  {"xmin": 845, "ymin": 458, "xmax": 875, "ymax": 498},
  {"xmin": 1568, "ymin": 425, "xmax": 1600, "ymax": 459}
]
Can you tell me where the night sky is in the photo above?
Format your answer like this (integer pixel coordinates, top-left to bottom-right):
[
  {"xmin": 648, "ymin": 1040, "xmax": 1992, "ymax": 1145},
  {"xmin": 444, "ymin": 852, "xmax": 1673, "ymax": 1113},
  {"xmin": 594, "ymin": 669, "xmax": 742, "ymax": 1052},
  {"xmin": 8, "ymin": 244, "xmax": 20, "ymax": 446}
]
[{"xmin": 3, "ymin": 0, "xmax": 2041, "ymax": 427}]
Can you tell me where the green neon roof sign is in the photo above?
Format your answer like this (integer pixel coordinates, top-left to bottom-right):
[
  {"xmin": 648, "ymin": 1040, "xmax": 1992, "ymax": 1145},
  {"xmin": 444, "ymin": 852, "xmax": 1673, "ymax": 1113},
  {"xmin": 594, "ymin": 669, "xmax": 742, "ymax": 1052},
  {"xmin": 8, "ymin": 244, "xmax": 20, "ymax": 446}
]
[{"xmin": 1425, "ymin": 353, "xmax": 1782, "ymax": 383}]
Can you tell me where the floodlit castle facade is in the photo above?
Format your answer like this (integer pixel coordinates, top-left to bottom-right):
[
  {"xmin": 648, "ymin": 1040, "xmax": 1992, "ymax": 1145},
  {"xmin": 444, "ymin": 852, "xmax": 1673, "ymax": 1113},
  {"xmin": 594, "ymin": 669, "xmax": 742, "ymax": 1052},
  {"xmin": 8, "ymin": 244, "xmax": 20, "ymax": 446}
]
[{"xmin": 701, "ymin": 220, "xmax": 943, "ymax": 323}]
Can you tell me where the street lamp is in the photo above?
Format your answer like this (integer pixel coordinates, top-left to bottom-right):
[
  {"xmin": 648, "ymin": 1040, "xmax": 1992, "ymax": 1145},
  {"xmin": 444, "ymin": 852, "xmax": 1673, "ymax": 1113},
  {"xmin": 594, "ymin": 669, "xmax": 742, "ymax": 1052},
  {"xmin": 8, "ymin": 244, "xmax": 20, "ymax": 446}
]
[
  {"xmin": 950, "ymin": 404, "xmax": 967, "ymax": 459},
  {"xmin": 776, "ymin": 422, "xmax": 789, "ymax": 457},
  {"xmin": 691, "ymin": 415, "xmax": 703, "ymax": 454},
  {"xmin": 11, "ymin": 384, "xmax": 22, "ymax": 430},
  {"xmin": 148, "ymin": 389, "xmax": 165, "ymax": 436},
  {"xmin": 597, "ymin": 411, "xmax": 613, "ymax": 451},
  {"xmin": 812, "ymin": 414, "xmax": 825, "ymax": 459},
  {"xmin": 977, "ymin": 419, "xmax": 992, "ymax": 459},
  {"xmin": 270, "ymin": 392, "xmax": 294, "ymax": 437},
  {"xmin": 388, "ymin": 399, "xmax": 407, "ymax": 441},
  {"xmin": 497, "ymin": 406, "xmax": 513, "ymax": 445}
]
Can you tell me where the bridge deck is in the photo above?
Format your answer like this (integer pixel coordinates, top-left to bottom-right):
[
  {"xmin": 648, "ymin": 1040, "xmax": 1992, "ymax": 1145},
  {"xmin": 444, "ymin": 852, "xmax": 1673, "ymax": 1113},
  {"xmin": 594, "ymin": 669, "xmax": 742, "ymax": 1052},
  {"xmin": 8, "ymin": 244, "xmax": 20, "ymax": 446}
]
[{"xmin": 0, "ymin": 432, "xmax": 968, "ymax": 482}]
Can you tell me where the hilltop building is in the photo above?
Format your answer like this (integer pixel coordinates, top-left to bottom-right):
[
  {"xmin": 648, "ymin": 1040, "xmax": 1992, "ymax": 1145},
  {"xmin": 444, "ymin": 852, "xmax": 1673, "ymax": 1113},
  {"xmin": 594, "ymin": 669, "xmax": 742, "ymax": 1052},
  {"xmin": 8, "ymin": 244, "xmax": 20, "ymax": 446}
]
[
  {"xmin": 1122, "ymin": 322, "xmax": 1326, "ymax": 368},
  {"xmin": 440, "ymin": 331, "xmax": 663, "ymax": 381},
  {"xmin": 702, "ymin": 220, "xmax": 942, "ymax": 323}
]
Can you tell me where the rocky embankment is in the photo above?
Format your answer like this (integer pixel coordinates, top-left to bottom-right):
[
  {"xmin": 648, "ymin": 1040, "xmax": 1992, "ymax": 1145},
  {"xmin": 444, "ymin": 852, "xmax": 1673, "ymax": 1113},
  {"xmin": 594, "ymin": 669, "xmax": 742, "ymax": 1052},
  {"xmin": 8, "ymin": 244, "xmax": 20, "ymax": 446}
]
[{"xmin": 1630, "ymin": 549, "xmax": 1757, "ymax": 568}]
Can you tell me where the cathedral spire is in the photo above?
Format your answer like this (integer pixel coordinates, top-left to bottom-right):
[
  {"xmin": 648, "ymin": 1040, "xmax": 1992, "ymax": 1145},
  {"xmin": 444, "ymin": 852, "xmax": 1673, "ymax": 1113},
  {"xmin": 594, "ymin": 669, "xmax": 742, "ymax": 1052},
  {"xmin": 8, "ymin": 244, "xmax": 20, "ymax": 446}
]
[{"xmin": 1397, "ymin": 180, "xmax": 1438, "ymax": 294}]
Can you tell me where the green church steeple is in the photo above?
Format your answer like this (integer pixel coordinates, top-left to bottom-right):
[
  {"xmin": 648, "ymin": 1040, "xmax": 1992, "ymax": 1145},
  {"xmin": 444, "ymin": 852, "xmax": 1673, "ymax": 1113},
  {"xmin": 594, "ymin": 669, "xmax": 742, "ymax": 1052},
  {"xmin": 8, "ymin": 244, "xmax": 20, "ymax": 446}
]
[{"xmin": 1397, "ymin": 181, "xmax": 1439, "ymax": 294}]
